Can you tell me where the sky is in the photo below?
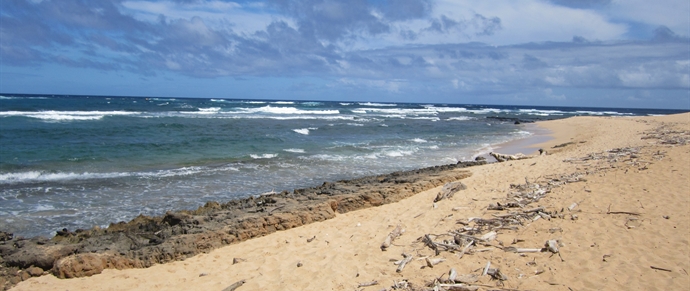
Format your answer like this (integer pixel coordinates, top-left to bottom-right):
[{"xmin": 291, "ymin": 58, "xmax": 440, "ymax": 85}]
[{"xmin": 1, "ymin": 0, "xmax": 689, "ymax": 109}]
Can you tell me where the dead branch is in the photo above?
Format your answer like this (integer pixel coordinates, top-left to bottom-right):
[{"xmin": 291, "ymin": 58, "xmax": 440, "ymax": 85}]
[
  {"xmin": 381, "ymin": 224, "xmax": 405, "ymax": 251},
  {"xmin": 396, "ymin": 254, "xmax": 413, "ymax": 273},
  {"xmin": 222, "ymin": 279, "xmax": 246, "ymax": 291}
]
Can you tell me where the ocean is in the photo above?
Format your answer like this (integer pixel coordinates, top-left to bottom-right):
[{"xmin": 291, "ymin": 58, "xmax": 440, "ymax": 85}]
[{"xmin": 0, "ymin": 94, "xmax": 684, "ymax": 237}]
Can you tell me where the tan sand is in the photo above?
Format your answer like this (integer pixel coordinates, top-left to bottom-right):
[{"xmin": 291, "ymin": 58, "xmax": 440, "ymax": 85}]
[{"xmin": 13, "ymin": 113, "xmax": 690, "ymax": 291}]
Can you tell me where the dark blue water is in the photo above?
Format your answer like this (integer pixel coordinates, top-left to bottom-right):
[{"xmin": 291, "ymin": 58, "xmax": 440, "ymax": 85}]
[{"xmin": 0, "ymin": 94, "xmax": 684, "ymax": 237}]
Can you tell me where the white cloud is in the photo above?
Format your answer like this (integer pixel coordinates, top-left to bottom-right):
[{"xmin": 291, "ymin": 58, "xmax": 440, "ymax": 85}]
[
  {"xmin": 120, "ymin": 0, "xmax": 285, "ymax": 34},
  {"xmin": 610, "ymin": 0, "xmax": 690, "ymax": 36},
  {"xmin": 428, "ymin": 0, "xmax": 627, "ymax": 45}
]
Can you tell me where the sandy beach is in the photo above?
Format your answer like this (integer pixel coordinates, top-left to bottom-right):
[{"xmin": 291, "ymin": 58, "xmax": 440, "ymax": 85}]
[{"xmin": 9, "ymin": 113, "xmax": 690, "ymax": 291}]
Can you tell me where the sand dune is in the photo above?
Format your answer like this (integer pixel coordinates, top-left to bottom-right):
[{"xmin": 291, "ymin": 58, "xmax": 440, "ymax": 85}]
[{"xmin": 12, "ymin": 113, "xmax": 689, "ymax": 291}]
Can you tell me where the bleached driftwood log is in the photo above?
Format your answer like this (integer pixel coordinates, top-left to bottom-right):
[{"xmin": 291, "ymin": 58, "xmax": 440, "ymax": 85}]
[
  {"xmin": 434, "ymin": 181, "xmax": 467, "ymax": 202},
  {"xmin": 438, "ymin": 284, "xmax": 479, "ymax": 291},
  {"xmin": 381, "ymin": 224, "xmax": 404, "ymax": 251},
  {"xmin": 357, "ymin": 281, "xmax": 379, "ymax": 287},
  {"xmin": 396, "ymin": 253, "xmax": 414, "ymax": 273},
  {"xmin": 490, "ymin": 152, "xmax": 530, "ymax": 162},
  {"xmin": 222, "ymin": 279, "xmax": 246, "ymax": 291}
]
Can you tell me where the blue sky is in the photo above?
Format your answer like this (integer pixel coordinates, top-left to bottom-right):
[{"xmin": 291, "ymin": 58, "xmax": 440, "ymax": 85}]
[{"xmin": 1, "ymin": 0, "xmax": 689, "ymax": 109}]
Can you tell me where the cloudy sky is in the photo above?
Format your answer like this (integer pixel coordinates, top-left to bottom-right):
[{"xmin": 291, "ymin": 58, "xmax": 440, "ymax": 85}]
[{"xmin": 1, "ymin": 0, "xmax": 689, "ymax": 109}]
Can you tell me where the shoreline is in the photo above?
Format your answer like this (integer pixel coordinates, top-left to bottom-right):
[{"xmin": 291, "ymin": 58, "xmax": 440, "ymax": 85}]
[
  {"xmin": 487, "ymin": 122, "xmax": 554, "ymax": 156},
  {"xmin": 4, "ymin": 113, "xmax": 690, "ymax": 290}
]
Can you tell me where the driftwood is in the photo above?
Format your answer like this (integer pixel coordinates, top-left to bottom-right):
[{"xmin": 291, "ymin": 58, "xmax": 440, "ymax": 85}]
[
  {"xmin": 357, "ymin": 280, "xmax": 379, "ymax": 287},
  {"xmin": 490, "ymin": 152, "xmax": 530, "ymax": 162},
  {"xmin": 457, "ymin": 240, "xmax": 474, "ymax": 259},
  {"xmin": 480, "ymin": 231, "xmax": 497, "ymax": 242},
  {"xmin": 568, "ymin": 202, "xmax": 578, "ymax": 211},
  {"xmin": 503, "ymin": 247, "xmax": 541, "ymax": 253},
  {"xmin": 232, "ymin": 257, "xmax": 246, "ymax": 264},
  {"xmin": 381, "ymin": 224, "xmax": 405, "ymax": 251},
  {"xmin": 448, "ymin": 268, "xmax": 458, "ymax": 282},
  {"xmin": 486, "ymin": 268, "xmax": 508, "ymax": 281},
  {"xmin": 482, "ymin": 261, "xmax": 491, "ymax": 276},
  {"xmin": 439, "ymin": 284, "xmax": 479, "ymax": 291},
  {"xmin": 454, "ymin": 274, "xmax": 479, "ymax": 284},
  {"xmin": 650, "ymin": 266, "xmax": 672, "ymax": 272},
  {"xmin": 435, "ymin": 181, "xmax": 467, "ymax": 202},
  {"xmin": 222, "ymin": 279, "xmax": 246, "ymax": 291},
  {"xmin": 488, "ymin": 202, "xmax": 522, "ymax": 210},
  {"xmin": 606, "ymin": 204, "xmax": 641, "ymax": 216},
  {"xmin": 396, "ymin": 253, "xmax": 413, "ymax": 273},
  {"xmin": 425, "ymin": 257, "xmax": 446, "ymax": 268},
  {"xmin": 544, "ymin": 240, "xmax": 560, "ymax": 253}
]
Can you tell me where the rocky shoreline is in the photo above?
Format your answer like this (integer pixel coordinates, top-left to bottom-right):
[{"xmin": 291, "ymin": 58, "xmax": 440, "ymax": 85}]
[{"xmin": 0, "ymin": 160, "xmax": 485, "ymax": 289}]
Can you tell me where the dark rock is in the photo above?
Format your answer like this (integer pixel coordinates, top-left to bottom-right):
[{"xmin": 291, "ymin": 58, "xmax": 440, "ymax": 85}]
[
  {"xmin": 26, "ymin": 266, "xmax": 43, "ymax": 277},
  {"xmin": 4, "ymin": 244, "xmax": 78, "ymax": 270},
  {"xmin": 0, "ymin": 232, "xmax": 12, "ymax": 242},
  {"xmin": 18, "ymin": 271, "xmax": 30, "ymax": 281}
]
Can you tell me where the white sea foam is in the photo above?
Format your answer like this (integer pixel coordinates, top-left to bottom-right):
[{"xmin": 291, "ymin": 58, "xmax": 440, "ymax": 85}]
[
  {"xmin": 0, "ymin": 110, "xmax": 139, "ymax": 121},
  {"xmin": 0, "ymin": 96, "xmax": 48, "ymax": 100},
  {"xmin": 518, "ymin": 109, "xmax": 565, "ymax": 116},
  {"xmin": 383, "ymin": 149, "xmax": 415, "ymax": 157},
  {"xmin": 412, "ymin": 138, "xmax": 428, "ymax": 143},
  {"xmin": 423, "ymin": 106, "xmax": 468, "ymax": 113},
  {"xmin": 303, "ymin": 154, "xmax": 345, "ymax": 161},
  {"xmin": 240, "ymin": 106, "xmax": 339, "ymax": 115},
  {"xmin": 354, "ymin": 107, "xmax": 438, "ymax": 115},
  {"xmin": 465, "ymin": 108, "xmax": 504, "ymax": 114},
  {"xmin": 143, "ymin": 167, "xmax": 207, "ymax": 178},
  {"xmin": 0, "ymin": 171, "xmax": 131, "ymax": 184},
  {"xmin": 446, "ymin": 116, "xmax": 474, "ymax": 121},
  {"xmin": 272, "ymin": 101, "xmax": 295, "ymax": 104},
  {"xmin": 358, "ymin": 102, "xmax": 396, "ymax": 107},
  {"xmin": 283, "ymin": 148, "xmax": 306, "ymax": 153},
  {"xmin": 575, "ymin": 110, "xmax": 628, "ymax": 116},
  {"xmin": 250, "ymin": 153, "xmax": 277, "ymax": 159},
  {"xmin": 514, "ymin": 130, "xmax": 533, "ymax": 136},
  {"xmin": 293, "ymin": 127, "xmax": 317, "ymax": 135},
  {"xmin": 339, "ymin": 103, "xmax": 352, "ymax": 106},
  {"xmin": 294, "ymin": 128, "xmax": 310, "ymax": 135},
  {"xmin": 197, "ymin": 107, "xmax": 221, "ymax": 113}
]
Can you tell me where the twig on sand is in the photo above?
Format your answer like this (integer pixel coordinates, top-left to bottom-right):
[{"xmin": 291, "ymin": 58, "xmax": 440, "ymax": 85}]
[
  {"xmin": 606, "ymin": 204, "xmax": 641, "ymax": 216},
  {"xmin": 222, "ymin": 279, "xmax": 246, "ymax": 291},
  {"xmin": 650, "ymin": 266, "xmax": 672, "ymax": 272},
  {"xmin": 357, "ymin": 280, "xmax": 378, "ymax": 287}
]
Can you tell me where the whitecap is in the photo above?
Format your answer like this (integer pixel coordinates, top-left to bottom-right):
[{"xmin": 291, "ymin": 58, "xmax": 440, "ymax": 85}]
[
  {"xmin": 197, "ymin": 107, "xmax": 221, "ymax": 114},
  {"xmin": 412, "ymin": 138, "xmax": 428, "ymax": 143},
  {"xmin": 0, "ymin": 171, "xmax": 131, "ymax": 184},
  {"xmin": 0, "ymin": 110, "xmax": 139, "ymax": 121},
  {"xmin": 293, "ymin": 128, "xmax": 310, "ymax": 135},
  {"xmin": 446, "ymin": 116, "xmax": 474, "ymax": 121},
  {"xmin": 240, "ymin": 106, "xmax": 339, "ymax": 115},
  {"xmin": 250, "ymin": 154, "xmax": 277, "ymax": 159},
  {"xmin": 358, "ymin": 102, "xmax": 396, "ymax": 107},
  {"xmin": 283, "ymin": 148, "xmax": 305, "ymax": 153}
]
